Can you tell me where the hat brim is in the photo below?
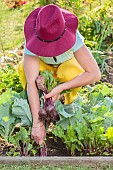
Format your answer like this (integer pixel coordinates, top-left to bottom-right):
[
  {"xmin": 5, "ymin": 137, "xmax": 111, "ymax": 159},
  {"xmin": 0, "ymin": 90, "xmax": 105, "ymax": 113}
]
[{"xmin": 24, "ymin": 7, "xmax": 78, "ymax": 57}]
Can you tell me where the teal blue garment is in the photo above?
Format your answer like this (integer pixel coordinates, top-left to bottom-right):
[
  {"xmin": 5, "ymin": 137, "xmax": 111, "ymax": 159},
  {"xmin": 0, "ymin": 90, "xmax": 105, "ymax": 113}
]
[{"xmin": 24, "ymin": 30, "xmax": 84, "ymax": 65}]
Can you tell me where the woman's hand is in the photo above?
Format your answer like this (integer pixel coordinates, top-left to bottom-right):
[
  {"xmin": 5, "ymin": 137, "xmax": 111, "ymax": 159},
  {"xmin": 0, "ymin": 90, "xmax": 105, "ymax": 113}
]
[
  {"xmin": 31, "ymin": 122, "xmax": 46, "ymax": 145},
  {"xmin": 45, "ymin": 84, "xmax": 65, "ymax": 102}
]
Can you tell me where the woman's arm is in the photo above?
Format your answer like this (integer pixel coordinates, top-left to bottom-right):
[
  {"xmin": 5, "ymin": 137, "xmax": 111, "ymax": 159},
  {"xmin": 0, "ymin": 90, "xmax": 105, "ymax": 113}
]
[
  {"xmin": 63, "ymin": 44, "xmax": 101, "ymax": 89},
  {"xmin": 24, "ymin": 54, "xmax": 46, "ymax": 145},
  {"xmin": 45, "ymin": 45, "xmax": 101, "ymax": 100}
]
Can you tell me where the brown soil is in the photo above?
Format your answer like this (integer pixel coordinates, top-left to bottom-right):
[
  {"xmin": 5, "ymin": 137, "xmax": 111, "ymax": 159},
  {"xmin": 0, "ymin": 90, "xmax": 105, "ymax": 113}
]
[
  {"xmin": 46, "ymin": 135, "xmax": 70, "ymax": 156},
  {"xmin": 105, "ymin": 57, "xmax": 113, "ymax": 84}
]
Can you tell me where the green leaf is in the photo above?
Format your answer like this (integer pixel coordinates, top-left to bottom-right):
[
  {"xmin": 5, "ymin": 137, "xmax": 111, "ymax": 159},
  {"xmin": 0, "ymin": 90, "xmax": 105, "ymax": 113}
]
[
  {"xmin": 9, "ymin": 136, "xmax": 20, "ymax": 148},
  {"xmin": 71, "ymin": 143, "xmax": 76, "ymax": 155},
  {"xmin": 87, "ymin": 85, "xmax": 93, "ymax": 93},
  {"xmin": 90, "ymin": 116, "xmax": 105, "ymax": 123},
  {"xmin": 2, "ymin": 116, "xmax": 9, "ymax": 122},
  {"xmin": 75, "ymin": 122, "xmax": 88, "ymax": 141},
  {"xmin": 104, "ymin": 112, "xmax": 113, "ymax": 118},
  {"xmin": 101, "ymin": 85, "xmax": 110, "ymax": 96},
  {"xmin": 105, "ymin": 97, "xmax": 113, "ymax": 110},
  {"xmin": 55, "ymin": 100, "xmax": 75, "ymax": 118},
  {"xmin": 0, "ymin": 102, "xmax": 10, "ymax": 120},
  {"xmin": 31, "ymin": 149, "xmax": 37, "ymax": 156},
  {"xmin": 0, "ymin": 89, "xmax": 15, "ymax": 105},
  {"xmin": 19, "ymin": 91, "xmax": 28, "ymax": 99},
  {"xmin": 52, "ymin": 125, "xmax": 64, "ymax": 138},
  {"xmin": 57, "ymin": 97, "xmax": 84, "ymax": 128},
  {"xmin": 9, "ymin": 127, "xmax": 32, "ymax": 156},
  {"xmin": 0, "ymin": 102, "xmax": 16, "ymax": 140},
  {"xmin": 12, "ymin": 98, "xmax": 32, "ymax": 126},
  {"xmin": 57, "ymin": 117, "xmax": 70, "ymax": 130},
  {"xmin": 27, "ymin": 143, "xmax": 33, "ymax": 152},
  {"xmin": 40, "ymin": 70, "xmax": 59, "ymax": 92},
  {"xmin": 89, "ymin": 92, "xmax": 104, "ymax": 105},
  {"xmin": 67, "ymin": 126, "xmax": 76, "ymax": 141}
]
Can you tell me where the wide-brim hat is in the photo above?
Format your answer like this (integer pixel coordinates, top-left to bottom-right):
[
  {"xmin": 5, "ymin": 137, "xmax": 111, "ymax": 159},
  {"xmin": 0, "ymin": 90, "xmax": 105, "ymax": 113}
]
[{"xmin": 24, "ymin": 4, "xmax": 78, "ymax": 57}]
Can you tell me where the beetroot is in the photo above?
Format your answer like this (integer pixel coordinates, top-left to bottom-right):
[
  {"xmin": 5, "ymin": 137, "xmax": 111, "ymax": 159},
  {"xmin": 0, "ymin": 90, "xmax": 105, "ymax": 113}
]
[
  {"xmin": 46, "ymin": 105, "xmax": 55, "ymax": 116},
  {"xmin": 35, "ymin": 75, "xmax": 60, "ymax": 125},
  {"xmin": 53, "ymin": 111, "xmax": 60, "ymax": 122},
  {"xmin": 38, "ymin": 109, "xmax": 47, "ymax": 121}
]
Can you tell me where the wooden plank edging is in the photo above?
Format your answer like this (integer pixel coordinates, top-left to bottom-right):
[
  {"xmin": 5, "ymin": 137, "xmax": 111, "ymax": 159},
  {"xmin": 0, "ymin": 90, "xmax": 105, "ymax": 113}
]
[{"xmin": 0, "ymin": 157, "xmax": 113, "ymax": 166}]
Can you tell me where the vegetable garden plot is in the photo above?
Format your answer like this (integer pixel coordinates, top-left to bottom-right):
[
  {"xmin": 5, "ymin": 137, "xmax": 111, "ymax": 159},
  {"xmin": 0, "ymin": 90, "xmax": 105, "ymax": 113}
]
[
  {"xmin": 0, "ymin": 0, "xmax": 113, "ymax": 158},
  {"xmin": 0, "ymin": 78, "xmax": 113, "ymax": 156}
]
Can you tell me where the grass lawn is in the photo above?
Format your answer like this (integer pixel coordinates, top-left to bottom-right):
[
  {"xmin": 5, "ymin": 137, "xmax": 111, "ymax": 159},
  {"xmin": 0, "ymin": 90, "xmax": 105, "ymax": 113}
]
[
  {"xmin": 0, "ymin": 164, "xmax": 112, "ymax": 170},
  {"xmin": 0, "ymin": 1, "xmax": 37, "ymax": 55}
]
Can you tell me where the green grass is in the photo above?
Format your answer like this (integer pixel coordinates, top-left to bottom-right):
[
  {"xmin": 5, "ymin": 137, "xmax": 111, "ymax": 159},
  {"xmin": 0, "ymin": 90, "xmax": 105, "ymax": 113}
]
[
  {"xmin": 0, "ymin": 1, "xmax": 37, "ymax": 55},
  {"xmin": 0, "ymin": 164, "xmax": 112, "ymax": 170}
]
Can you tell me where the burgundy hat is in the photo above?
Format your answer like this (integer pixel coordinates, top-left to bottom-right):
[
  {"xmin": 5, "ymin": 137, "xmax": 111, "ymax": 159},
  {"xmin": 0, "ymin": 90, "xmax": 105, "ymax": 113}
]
[{"xmin": 24, "ymin": 4, "xmax": 78, "ymax": 57}]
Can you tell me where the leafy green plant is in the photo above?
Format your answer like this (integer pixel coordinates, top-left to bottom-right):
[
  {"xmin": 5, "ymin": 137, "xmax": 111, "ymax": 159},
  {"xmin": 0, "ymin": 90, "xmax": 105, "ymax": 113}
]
[
  {"xmin": 53, "ymin": 125, "xmax": 83, "ymax": 155},
  {"xmin": 0, "ymin": 72, "xmax": 113, "ymax": 156},
  {"xmin": 8, "ymin": 126, "xmax": 36, "ymax": 156},
  {"xmin": 58, "ymin": 0, "xmax": 84, "ymax": 15},
  {"xmin": 52, "ymin": 83, "xmax": 113, "ymax": 156},
  {"xmin": 0, "ymin": 64, "xmax": 23, "ymax": 94},
  {"xmin": 0, "ymin": 89, "xmax": 19, "ymax": 141},
  {"xmin": 40, "ymin": 70, "xmax": 59, "ymax": 92},
  {"xmin": 0, "ymin": 89, "xmax": 31, "ymax": 141},
  {"xmin": 79, "ymin": 1, "xmax": 113, "ymax": 51},
  {"xmin": 12, "ymin": 97, "xmax": 32, "ymax": 126}
]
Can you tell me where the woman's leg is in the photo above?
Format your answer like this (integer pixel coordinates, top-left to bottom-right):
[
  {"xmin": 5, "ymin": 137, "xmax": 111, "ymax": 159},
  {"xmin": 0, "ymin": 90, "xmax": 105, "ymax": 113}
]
[
  {"xmin": 56, "ymin": 57, "xmax": 84, "ymax": 104},
  {"xmin": 18, "ymin": 58, "xmax": 55, "ymax": 90}
]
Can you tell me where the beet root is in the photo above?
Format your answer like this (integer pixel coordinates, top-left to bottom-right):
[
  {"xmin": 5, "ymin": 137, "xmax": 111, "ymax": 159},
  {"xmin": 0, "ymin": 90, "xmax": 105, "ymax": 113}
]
[
  {"xmin": 46, "ymin": 105, "xmax": 55, "ymax": 117},
  {"xmin": 38, "ymin": 109, "xmax": 47, "ymax": 121},
  {"xmin": 36, "ymin": 75, "xmax": 60, "ymax": 125},
  {"xmin": 53, "ymin": 111, "xmax": 60, "ymax": 122}
]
